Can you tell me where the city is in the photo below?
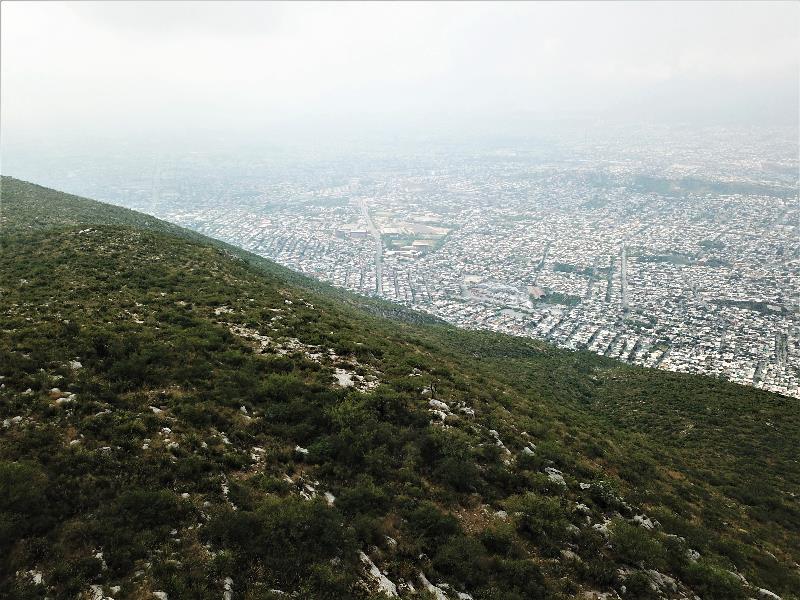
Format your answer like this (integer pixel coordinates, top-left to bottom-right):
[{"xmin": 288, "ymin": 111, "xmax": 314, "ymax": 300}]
[{"xmin": 9, "ymin": 125, "xmax": 799, "ymax": 398}]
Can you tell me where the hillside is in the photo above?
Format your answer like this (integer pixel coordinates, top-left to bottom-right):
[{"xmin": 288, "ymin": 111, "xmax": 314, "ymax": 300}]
[
  {"xmin": 0, "ymin": 177, "xmax": 442, "ymax": 328},
  {"xmin": 1, "ymin": 175, "xmax": 798, "ymax": 600}
]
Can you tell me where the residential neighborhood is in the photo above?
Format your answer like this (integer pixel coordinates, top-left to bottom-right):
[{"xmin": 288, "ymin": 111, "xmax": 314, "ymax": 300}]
[{"xmin": 14, "ymin": 126, "xmax": 800, "ymax": 397}]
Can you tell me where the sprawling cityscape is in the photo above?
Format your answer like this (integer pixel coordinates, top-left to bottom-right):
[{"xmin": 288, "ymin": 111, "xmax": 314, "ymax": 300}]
[{"xmin": 7, "ymin": 125, "xmax": 800, "ymax": 397}]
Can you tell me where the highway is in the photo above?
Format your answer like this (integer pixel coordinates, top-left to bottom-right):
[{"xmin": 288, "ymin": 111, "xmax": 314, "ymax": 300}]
[
  {"xmin": 359, "ymin": 198, "xmax": 383, "ymax": 296},
  {"xmin": 620, "ymin": 244, "xmax": 629, "ymax": 311}
]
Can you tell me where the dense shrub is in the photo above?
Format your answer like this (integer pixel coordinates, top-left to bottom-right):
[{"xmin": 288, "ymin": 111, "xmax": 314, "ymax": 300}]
[
  {"xmin": 609, "ymin": 520, "xmax": 666, "ymax": 569},
  {"xmin": 506, "ymin": 493, "xmax": 567, "ymax": 549},
  {"xmin": 205, "ymin": 497, "xmax": 355, "ymax": 588},
  {"xmin": 681, "ymin": 560, "xmax": 746, "ymax": 600}
]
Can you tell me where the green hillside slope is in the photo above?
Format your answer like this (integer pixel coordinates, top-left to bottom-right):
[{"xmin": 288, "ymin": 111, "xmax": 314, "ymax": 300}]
[{"xmin": 1, "ymin": 176, "xmax": 797, "ymax": 600}]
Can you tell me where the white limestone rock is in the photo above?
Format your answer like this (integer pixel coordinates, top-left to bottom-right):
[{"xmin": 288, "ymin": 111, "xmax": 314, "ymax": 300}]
[
  {"xmin": 633, "ymin": 514, "xmax": 656, "ymax": 530},
  {"xmin": 359, "ymin": 552, "xmax": 398, "ymax": 597},
  {"xmin": 223, "ymin": 576, "xmax": 233, "ymax": 600},
  {"xmin": 756, "ymin": 588, "xmax": 782, "ymax": 600},
  {"xmin": 429, "ymin": 399, "xmax": 450, "ymax": 412},
  {"xmin": 545, "ymin": 467, "xmax": 567, "ymax": 486},
  {"xmin": 419, "ymin": 572, "xmax": 448, "ymax": 600}
]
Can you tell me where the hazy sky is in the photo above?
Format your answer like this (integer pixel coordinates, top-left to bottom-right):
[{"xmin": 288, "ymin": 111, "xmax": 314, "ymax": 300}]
[{"xmin": 1, "ymin": 1, "xmax": 798, "ymax": 145}]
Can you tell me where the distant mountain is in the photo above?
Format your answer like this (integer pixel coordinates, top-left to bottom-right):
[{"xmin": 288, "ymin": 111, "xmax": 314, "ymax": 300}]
[{"xmin": 1, "ymin": 176, "xmax": 797, "ymax": 600}]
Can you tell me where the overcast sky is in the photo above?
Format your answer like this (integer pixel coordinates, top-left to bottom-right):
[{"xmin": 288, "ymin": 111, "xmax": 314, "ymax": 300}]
[{"xmin": 1, "ymin": 1, "xmax": 798, "ymax": 146}]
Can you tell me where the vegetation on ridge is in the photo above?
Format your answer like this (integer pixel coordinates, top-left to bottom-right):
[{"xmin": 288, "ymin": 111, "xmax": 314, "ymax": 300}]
[{"xmin": 1, "ymin": 176, "xmax": 798, "ymax": 600}]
